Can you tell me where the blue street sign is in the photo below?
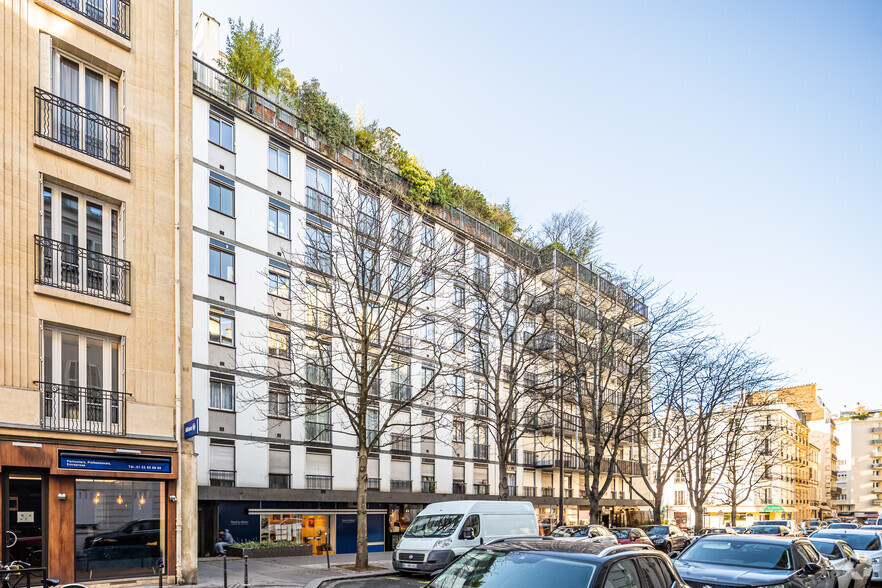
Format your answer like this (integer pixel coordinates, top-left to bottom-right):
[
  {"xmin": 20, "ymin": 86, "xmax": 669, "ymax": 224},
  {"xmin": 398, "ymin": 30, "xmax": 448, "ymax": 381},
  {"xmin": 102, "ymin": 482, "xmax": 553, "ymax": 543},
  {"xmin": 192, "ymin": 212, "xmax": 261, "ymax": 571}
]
[{"xmin": 184, "ymin": 417, "xmax": 199, "ymax": 439}]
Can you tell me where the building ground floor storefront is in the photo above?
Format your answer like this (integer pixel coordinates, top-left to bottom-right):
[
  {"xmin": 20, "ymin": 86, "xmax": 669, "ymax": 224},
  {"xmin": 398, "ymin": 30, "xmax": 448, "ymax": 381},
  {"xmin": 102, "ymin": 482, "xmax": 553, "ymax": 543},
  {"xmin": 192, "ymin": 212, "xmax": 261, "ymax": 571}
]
[
  {"xmin": 199, "ymin": 487, "xmax": 650, "ymax": 556},
  {"xmin": 666, "ymin": 503, "xmax": 820, "ymax": 529},
  {"xmin": 0, "ymin": 439, "xmax": 178, "ymax": 585}
]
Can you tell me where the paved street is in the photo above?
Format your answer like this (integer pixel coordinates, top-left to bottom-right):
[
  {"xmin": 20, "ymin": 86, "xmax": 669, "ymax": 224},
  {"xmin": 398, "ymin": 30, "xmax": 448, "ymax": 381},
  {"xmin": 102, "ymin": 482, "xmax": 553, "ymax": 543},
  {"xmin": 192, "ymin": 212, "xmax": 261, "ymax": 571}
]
[{"xmin": 327, "ymin": 574, "xmax": 430, "ymax": 588}]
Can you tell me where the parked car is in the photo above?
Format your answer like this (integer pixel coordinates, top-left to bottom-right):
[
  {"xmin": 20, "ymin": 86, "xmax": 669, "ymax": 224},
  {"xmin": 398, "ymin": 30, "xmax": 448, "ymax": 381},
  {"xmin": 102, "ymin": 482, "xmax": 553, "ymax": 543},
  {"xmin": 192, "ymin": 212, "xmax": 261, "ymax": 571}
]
[
  {"xmin": 690, "ymin": 527, "xmax": 738, "ymax": 544},
  {"xmin": 672, "ymin": 535, "xmax": 836, "ymax": 588},
  {"xmin": 731, "ymin": 526, "xmax": 748, "ymax": 534},
  {"xmin": 752, "ymin": 519, "xmax": 801, "ymax": 535},
  {"xmin": 746, "ymin": 525, "xmax": 792, "ymax": 536},
  {"xmin": 427, "ymin": 538, "xmax": 689, "ymax": 588},
  {"xmin": 550, "ymin": 525, "xmax": 618, "ymax": 546},
  {"xmin": 828, "ymin": 523, "xmax": 861, "ymax": 530},
  {"xmin": 809, "ymin": 538, "xmax": 873, "ymax": 588},
  {"xmin": 640, "ymin": 525, "xmax": 690, "ymax": 553},
  {"xmin": 611, "ymin": 527, "xmax": 653, "ymax": 546},
  {"xmin": 860, "ymin": 525, "xmax": 882, "ymax": 531},
  {"xmin": 392, "ymin": 500, "xmax": 539, "ymax": 573},
  {"xmin": 809, "ymin": 529, "xmax": 882, "ymax": 585}
]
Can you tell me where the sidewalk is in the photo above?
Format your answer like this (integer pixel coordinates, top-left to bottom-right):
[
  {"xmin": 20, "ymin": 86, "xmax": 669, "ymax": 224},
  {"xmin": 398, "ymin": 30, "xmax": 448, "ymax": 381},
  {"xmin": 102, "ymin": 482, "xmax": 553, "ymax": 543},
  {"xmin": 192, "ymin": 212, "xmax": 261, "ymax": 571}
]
[{"xmin": 135, "ymin": 552, "xmax": 395, "ymax": 588}]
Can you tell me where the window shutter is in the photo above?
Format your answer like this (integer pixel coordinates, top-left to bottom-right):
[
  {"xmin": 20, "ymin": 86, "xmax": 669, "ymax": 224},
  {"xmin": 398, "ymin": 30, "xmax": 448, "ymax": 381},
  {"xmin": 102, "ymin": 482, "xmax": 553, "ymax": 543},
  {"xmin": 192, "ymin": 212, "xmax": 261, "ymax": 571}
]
[
  {"xmin": 210, "ymin": 443, "xmax": 235, "ymax": 471},
  {"xmin": 420, "ymin": 460, "xmax": 434, "ymax": 477},
  {"xmin": 390, "ymin": 459, "xmax": 410, "ymax": 480},
  {"xmin": 453, "ymin": 463, "xmax": 465, "ymax": 480},
  {"xmin": 305, "ymin": 452, "xmax": 331, "ymax": 476},
  {"xmin": 269, "ymin": 448, "xmax": 291, "ymax": 474},
  {"xmin": 474, "ymin": 465, "xmax": 489, "ymax": 484},
  {"xmin": 368, "ymin": 458, "xmax": 379, "ymax": 478}
]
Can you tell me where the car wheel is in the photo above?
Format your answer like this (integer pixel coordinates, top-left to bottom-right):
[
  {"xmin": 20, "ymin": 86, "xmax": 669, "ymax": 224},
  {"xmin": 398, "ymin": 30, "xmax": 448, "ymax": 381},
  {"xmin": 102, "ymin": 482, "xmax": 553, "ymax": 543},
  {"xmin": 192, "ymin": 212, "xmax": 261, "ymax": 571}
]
[{"xmin": 661, "ymin": 541, "xmax": 671, "ymax": 553}]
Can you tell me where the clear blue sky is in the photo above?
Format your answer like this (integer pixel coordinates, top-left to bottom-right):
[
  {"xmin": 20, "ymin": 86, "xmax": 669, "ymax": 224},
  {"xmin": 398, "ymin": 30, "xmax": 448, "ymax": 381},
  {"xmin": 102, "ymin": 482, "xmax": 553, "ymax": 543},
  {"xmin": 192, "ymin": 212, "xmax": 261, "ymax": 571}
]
[{"xmin": 193, "ymin": 1, "xmax": 882, "ymax": 412}]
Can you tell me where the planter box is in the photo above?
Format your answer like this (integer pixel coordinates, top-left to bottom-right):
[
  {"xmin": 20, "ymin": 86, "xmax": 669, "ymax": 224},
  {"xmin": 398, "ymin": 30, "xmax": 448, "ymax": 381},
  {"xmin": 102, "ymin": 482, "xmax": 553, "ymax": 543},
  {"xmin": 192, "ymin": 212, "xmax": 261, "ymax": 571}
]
[{"xmin": 225, "ymin": 544, "xmax": 313, "ymax": 558}]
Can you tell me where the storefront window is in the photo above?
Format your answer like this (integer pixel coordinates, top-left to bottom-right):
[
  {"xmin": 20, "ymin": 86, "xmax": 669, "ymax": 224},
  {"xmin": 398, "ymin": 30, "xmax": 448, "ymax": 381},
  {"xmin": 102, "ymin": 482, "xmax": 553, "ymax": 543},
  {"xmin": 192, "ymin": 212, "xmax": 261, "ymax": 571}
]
[
  {"xmin": 388, "ymin": 504, "xmax": 423, "ymax": 550},
  {"xmin": 259, "ymin": 514, "xmax": 329, "ymax": 555},
  {"xmin": 74, "ymin": 479, "xmax": 165, "ymax": 582}
]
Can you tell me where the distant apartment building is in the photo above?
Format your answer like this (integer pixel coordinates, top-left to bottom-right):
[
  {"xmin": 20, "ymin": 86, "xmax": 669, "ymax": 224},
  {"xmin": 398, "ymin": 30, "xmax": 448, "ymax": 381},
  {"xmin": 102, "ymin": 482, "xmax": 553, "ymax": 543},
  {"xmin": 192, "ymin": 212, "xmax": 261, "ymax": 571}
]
[
  {"xmin": 0, "ymin": 0, "xmax": 194, "ymax": 584},
  {"xmin": 191, "ymin": 13, "xmax": 651, "ymax": 556},
  {"xmin": 834, "ymin": 407, "xmax": 882, "ymax": 521},
  {"xmin": 663, "ymin": 403, "xmax": 820, "ymax": 528}
]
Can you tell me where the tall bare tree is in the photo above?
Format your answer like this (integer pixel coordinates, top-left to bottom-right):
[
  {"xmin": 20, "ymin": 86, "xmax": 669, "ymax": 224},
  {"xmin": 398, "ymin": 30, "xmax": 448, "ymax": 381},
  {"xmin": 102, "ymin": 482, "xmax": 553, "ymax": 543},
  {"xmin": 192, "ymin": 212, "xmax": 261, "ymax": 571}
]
[
  {"xmin": 674, "ymin": 339, "xmax": 778, "ymax": 532},
  {"xmin": 251, "ymin": 176, "xmax": 461, "ymax": 569},
  {"xmin": 462, "ymin": 253, "xmax": 552, "ymax": 499}
]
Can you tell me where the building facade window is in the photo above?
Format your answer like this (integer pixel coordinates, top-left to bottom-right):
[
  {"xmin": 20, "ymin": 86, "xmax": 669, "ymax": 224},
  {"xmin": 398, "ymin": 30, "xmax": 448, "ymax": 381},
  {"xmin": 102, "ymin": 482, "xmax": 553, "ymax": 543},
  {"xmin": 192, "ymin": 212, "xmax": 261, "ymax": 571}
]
[
  {"xmin": 420, "ymin": 317, "xmax": 435, "ymax": 344},
  {"xmin": 421, "ymin": 224, "xmax": 434, "ymax": 248},
  {"xmin": 452, "ymin": 329, "xmax": 465, "ymax": 353},
  {"xmin": 209, "ymin": 306, "xmax": 235, "ymax": 346},
  {"xmin": 209, "ymin": 109, "xmax": 234, "ymax": 150},
  {"xmin": 209, "ymin": 240, "xmax": 235, "ymax": 282},
  {"xmin": 209, "ymin": 173, "xmax": 235, "ymax": 217},
  {"xmin": 268, "ymin": 322, "xmax": 291, "ymax": 358},
  {"xmin": 209, "ymin": 373, "xmax": 235, "ymax": 411},
  {"xmin": 305, "ymin": 282, "xmax": 331, "ymax": 331},
  {"xmin": 305, "ymin": 164, "xmax": 332, "ymax": 217},
  {"xmin": 453, "ymin": 419, "xmax": 465, "ymax": 443},
  {"xmin": 305, "ymin": 224, "xmax": 332, "ymax": 274},
  {"xmin": 453, "ymin": 283, "xmax": 465, "ymax": 308},
  {"xmin": 268, "ymin": 198, "xmax": 291, "ymax": 238},
  {"xmin": 453, "ymin": 373, "xmax": 465, "ymax": 397},
  {"xmin": 453, "ymin": 240, "xmax": 465, "ymax": 263},
  {"xmin": 268, "ymin": 385, "xmax": 290, "ymax": 418},
  {"xmin": 268, "ymin": 142, "xmax": 290, "ymax": 178},
  {"xmin": 209, "ymin": 439, "xmax": 235, "ymax": 486},
  {"xmin": 421, "ymin": 271, "xmax": 435, "ymax": 296},
  {"xmin": 268, "ymin": 267, "xmax": 291, "ymax": 298}
]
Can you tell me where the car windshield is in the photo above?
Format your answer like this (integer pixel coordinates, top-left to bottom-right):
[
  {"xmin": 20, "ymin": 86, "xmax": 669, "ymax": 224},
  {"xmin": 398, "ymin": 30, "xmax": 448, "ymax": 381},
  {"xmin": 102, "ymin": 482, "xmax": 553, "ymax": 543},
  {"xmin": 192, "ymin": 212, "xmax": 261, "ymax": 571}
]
[
  {"xmin": 828, "ymin": 524, "xmax": 858, "ymax": 529},
  {"xmin": 612, "ymin": 529, "xmax": 630, "ymax": 539},
  {"xmin": 550, "ymin": 527, "xmax": 588, "ymax": 538},
  {"xmin": 748, "ymin": 527, "xmax": 781, "ymax": 534},
  {"xmin": 404, "ymin": 514, "xmax": 464, "ymax": 538},
  {"xmin": 812, "ymin": 533, "xmax": 881, "ymax": 551},
  {"xmin": 678, "ymin": 540, "xmax": 792, "ymax": 570},
  {"xmin": 429, "ymin": 549, "xmax": 598, "ymax": 588},
  {"xmin": 809, "ymin": 541, "xmax": 841, "ymax": 558},
  {"xmin": 645, "ymin": 526, "xmax": 668, "ymax": 535}
]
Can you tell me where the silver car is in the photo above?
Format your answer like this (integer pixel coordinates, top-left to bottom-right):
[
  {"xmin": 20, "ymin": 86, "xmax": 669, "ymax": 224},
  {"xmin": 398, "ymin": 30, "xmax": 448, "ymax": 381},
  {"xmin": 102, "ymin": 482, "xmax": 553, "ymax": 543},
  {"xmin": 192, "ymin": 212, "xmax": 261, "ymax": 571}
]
[
  {"xmin": 810, "ymin": 529, "xmax": 882, "ymax": 585},
  {"xmin": 548, "ymin": 524, "xmax": 618, "ymax": 546},
  {"xmin": 809, "ymin": 538, "xmax": 873, "ymax": 588}
]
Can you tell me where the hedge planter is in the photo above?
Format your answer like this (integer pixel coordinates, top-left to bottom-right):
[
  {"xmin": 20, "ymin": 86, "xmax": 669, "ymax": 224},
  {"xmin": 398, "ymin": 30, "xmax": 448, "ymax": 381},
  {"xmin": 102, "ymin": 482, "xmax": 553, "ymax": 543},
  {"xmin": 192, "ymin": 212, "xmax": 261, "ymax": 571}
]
[{"xmin": 226, "ymin": 544, "xmax": 313, "ymax": 558}]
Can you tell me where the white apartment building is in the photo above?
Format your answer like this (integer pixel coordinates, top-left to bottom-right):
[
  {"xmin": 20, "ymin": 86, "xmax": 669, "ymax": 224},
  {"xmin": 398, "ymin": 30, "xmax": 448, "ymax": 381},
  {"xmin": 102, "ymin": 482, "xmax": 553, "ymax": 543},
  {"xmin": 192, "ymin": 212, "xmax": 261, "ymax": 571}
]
[
  {"xmin": 833, "ymin": 407, "xmax": 882, "ymax": 521},
  {"xmin": 190, "ymin": 13, "xmax": 650, "ymax": 556}
]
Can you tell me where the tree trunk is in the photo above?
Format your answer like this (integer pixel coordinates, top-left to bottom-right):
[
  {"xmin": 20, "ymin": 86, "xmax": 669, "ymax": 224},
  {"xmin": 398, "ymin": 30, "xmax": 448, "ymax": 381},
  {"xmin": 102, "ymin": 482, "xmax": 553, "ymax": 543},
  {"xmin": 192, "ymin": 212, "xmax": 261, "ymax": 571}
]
[
  {"xmin": 653, "ymin": 495, "xmax": 663, "ymax": 525},
  {"xmin": 730, "ymin": 502, "xmax": 738, "ymax": 527},
  {"xmin": 355, "ymin": 445, "xmax": 369, "ymax": 571},
  {"xmin": 498, "ymin": 459, "xmax": 508, "ymax": 500},
  {"xmin": 589, "ymin": 491, "xmax": 601, "ymax": 524},
  {"xmin": 693, "ymin": 501, "xmax": 705, "ymax": 533}
]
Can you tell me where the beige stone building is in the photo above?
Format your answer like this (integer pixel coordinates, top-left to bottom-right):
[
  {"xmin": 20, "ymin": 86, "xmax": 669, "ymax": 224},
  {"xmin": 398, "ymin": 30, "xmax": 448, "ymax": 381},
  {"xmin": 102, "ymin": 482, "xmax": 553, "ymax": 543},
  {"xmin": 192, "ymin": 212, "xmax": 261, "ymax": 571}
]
[
  {"xmin": 1, "ymin": 0, "xmax": 194, "ymax": 583},
  {"xmin": 834, "ymin": 407, "xmax": 882, "ymax": 521}
]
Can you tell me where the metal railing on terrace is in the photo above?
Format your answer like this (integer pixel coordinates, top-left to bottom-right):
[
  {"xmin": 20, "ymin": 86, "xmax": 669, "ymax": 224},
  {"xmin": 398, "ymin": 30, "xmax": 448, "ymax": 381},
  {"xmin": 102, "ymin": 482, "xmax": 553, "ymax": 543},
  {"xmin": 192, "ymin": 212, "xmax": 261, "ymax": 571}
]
[
  {"xmin": 191, "ymin": 57, "xmax": 647, "ymax": 318},
  {"xmin": 35, "ymin": 235, "xmax": 131, "ymax": 305},
  {"xmin": 53, "ymin": 0, "xmax": 130, "ymax": 38},
  {"xmin": 305, "ymin": 421, "xmax": 332, "ymax": 444},
  {"xmin": 390, "ymin": 479, "xmax": 411, "ymax": 492},
  {"xmin": 305, "ymin": 475, "xmax": 333, "ymax": 490},
  {"xmin": 367, "ymin": 477, "xmax": 380, "ymax": 491},
  {"xmin": 35, "ymin": 88, "xmax": 130, "ymax": 170},
  {"xmin": 452, "ymin": 480, "xmax": 466, "ymax": 494},
  {"xmin": 39, "ymin": 381, "xmax": 127, "ymax": 435}
]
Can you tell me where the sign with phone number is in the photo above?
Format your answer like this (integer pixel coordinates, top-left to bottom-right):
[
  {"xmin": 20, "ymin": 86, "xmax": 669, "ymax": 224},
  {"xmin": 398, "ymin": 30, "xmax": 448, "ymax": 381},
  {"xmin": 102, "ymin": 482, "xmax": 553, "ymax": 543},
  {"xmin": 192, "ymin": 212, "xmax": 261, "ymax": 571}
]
[{"xmin": 59, "ymin": 451, "xmax": 172, "ymax": 473}]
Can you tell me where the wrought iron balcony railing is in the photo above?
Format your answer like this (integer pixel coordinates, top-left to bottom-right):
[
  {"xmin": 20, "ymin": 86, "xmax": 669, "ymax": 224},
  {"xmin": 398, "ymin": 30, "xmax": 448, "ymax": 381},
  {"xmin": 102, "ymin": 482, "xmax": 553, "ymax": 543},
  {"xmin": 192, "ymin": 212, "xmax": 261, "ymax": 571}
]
[
  {"xmin": 35, "ymin": 235, "xmax": 131, "ymax": 304},
  {"xmin": 367, "ymin": 477, "xmax": 380, "ymax": 491},
  {"xmin": 210, "ymin": 470, "xmax": 235, "ymax": 487},
  {"xmin": 452, "ymin": 480, "xmax": 466, "ymax": 494},
  {"xmin": 421, "ymin": 479, "xmax": 436, "ymax": 493},
  {"xmin": 305, "ymin": 475, "xmax": 333, "ymax": 490},
  {"xmin": 522, "ymin": 486, "xmax": 536, "ymax": 497},
  {"xmin": 473, "ymin": 444, "xmax": 489, "ymax": 461},
  {"xmin": 390, "ymin": 435, "xmax": 411, "ymax": 453},
  {"xmin": 472, "ymin": 484, "xmax": 489, "ymax": 495},
  {"xmin": 35, "ymin": 88, "xmax": 130, "ymax": 170},
  {"xmin": 54, "ymin": 0, "xmax": 130, "ymax": 38},
  {"xmin": 39, "ymin": 381, "xmax": 128, "ymax": 435}
]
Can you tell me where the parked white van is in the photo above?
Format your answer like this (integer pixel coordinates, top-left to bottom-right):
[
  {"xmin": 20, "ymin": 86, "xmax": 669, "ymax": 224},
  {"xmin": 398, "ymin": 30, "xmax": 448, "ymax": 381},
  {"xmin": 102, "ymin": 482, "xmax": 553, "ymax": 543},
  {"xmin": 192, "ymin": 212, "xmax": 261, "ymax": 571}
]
[{"xmin": 392, "ymin": 500, "xmax": 539, "ymax": 573}]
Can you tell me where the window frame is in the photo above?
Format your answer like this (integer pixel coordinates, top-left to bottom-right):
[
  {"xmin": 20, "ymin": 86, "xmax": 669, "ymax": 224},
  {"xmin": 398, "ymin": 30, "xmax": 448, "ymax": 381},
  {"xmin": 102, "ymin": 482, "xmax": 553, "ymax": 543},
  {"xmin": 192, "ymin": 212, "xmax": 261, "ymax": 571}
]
[
  {"xmin": 209, "ymin": 175, "xmax": 235, "ymax": 218},
  {"xmin": 209, "ymin": 110, "xmax": 235, "ymax": 151},
  {"xmin": 209, "ymin": 243, "xmax": 235, "ymax": 283},
  {"xmin": 268, "ymin": 384, "xmax": 291, "ymax": 418},
  {"xmin": 208, "ymin": 306, "xmax": 235, "ymax": 347},
  {"xmin": 268, "ymin": 322, "xmax": 291, "ymax": 358},
  {"xmin": 41, "ymin": 182, "xmax": 122, "ymax": 258},
  {"xmin": 268, "ymin": 203, "xmax": 291, "ymax": 239},
  {"xmin": 268, "ymin": 142, "xmax": 291, "ymax": 179},
  {"xmin": 421, "ymin": 224, "xmax": 435, "ymax": 249},
  {"xmin": 268, "ymin": 267, "xmax": 291, "ymax": 299},
  {"xmin": 53, "ymin": 49, "xmax": 122, "ymax": 122},
  {"xmin": 209, "ymin": 374, "xmax": 235, "ymax": 412}
]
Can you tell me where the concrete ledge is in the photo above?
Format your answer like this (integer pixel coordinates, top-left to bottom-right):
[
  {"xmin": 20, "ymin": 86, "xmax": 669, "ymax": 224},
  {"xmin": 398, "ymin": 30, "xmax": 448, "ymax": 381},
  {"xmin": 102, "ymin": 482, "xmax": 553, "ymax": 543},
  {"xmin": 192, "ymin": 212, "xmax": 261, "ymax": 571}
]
[
  {"xmin": 34, "ymin": 0, "xmax": 132, "ymax": 50},
  {"xmin": 35, "ymin": 136, "xmax": 132, "ymax": 181},
  {"xmin": 34, "ymin": 283, "xmax": 132, "ymax": 314}
]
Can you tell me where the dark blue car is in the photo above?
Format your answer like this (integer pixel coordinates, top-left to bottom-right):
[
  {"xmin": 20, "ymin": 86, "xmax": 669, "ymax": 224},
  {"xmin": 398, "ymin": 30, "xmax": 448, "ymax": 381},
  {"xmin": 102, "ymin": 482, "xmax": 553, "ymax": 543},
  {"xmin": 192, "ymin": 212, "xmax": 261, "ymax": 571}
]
[{"xmin": 672, "ymin": 535, "xmax": 836, "ymax": 588}]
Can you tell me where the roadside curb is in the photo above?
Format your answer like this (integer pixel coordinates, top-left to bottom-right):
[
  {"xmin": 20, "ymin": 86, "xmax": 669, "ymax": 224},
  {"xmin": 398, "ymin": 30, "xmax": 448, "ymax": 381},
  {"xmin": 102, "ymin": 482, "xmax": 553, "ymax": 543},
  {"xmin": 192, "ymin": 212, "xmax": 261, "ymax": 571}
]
[{"xmin": 305, "ymin": 569, "xmax": 396, "ymax": 588}]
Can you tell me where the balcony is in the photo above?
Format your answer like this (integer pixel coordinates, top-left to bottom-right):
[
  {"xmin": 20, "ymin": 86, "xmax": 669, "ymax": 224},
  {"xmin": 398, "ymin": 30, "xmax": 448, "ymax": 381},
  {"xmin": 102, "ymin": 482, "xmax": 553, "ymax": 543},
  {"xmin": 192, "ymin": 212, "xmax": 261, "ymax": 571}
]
[
  {"xmin": 871, "ymin": 437, "xmax": 882, "ymax": 446},
  {"xmin": 522, "ymin": 486, "xmax": 536, "ymax": 497},
  {"xmin": 35, "ymin": 236, "xmax": 131, "ymax": 305},
  {"xmin": 541, "ymin": 486, "xmax": 554, "ymax": 497},
  {"xmin": 473, "ymin": 484, "xmax": 489, "ymax": 495},
  {"xmin": 268, "ymin": 474, "xmax": 290, "ymax": 489},
  {"xmin": 391, "ymin": 382, "xmax": 412, "ymax": 402},
  {"xmin": 52, "ymin": 0, "xmax": 130, "ymax": 39},
  {"xmin": 367, "ymin": 478, "xmax": 380, "ymax": 491},
  {"xmin": 390, "ymin": 479, "xmax": 411, "ymax": 492},
  {"xmin": 473, "ymin": 444, "xmax": 489, "ymax": 461},
  {"xmin": 35, "ymin": 88, "xmax": 130, "ymax": 171},
  {"xmin": 305, "ymin": 475, "xmax": 333, "ymax": 490},
  {"xmin": 872, "ymin": 499, "xmax": 882, "ymax": 506},
  {"xmin": 305, "ymin": 186, "xmax": 333, "ymax": 218},
  {"xmin": 393, "ymin": 333, "xmax": 412, "ymax": 353},
  {"xmin": 507, "ymin": 485, "xmax": 517, "ymax": 497},
  {"xmin": 535, "ymin": 451, "xmax": 583, "ymax": 470},
  {"xmin": 390, "ymin": 435, "xmax": 411, "ymax": 454},
  {"xmin": 421, "ymin": 479, "xmax": 436, "ymax": 493},
  {"xmin": 304, "ymin": 421, "xmax": 332, "ymax": 444},
  {"xmin": 537, "ymin": 410, "xmax": 579, "ymax": 432},
  {"xmin": 452, "ymin": 480, "xmax": 466, "ymax": 494},
  {"xmin": 39, "ymin": 381, "xmax": 127, "ymax": 435},
  {"xmin": 474, "ymin": 268, "xmax": 490, "ymax": 291},
  {"xmin": 522, "ymin": 450, "xmax": 536, "ymax": 467}
]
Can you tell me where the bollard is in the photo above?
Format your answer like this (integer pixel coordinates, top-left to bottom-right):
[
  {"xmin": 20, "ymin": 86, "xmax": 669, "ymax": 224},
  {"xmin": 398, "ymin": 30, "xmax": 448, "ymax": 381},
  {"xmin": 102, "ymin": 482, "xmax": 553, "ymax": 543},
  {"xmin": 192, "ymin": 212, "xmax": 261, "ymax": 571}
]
[
  {"xmin": 223, "ymin": 554, "xmax": 228, "ymax": 588},
  {"xmin": 325, "ymin": 531, "xmax": 330, "ymax": 569},
  {"xmin": 243, "ymin": 554, "xmax": 250, "ymax": 588},
  {"xmin": 158, "ymin": 561, "xmax": 164, "ymax": 588}
]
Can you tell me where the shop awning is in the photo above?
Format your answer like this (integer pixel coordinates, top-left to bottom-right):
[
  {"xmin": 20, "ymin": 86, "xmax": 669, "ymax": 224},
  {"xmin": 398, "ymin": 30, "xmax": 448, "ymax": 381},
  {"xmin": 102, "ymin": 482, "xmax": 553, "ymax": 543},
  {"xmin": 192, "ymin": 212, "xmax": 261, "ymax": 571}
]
[{"xmin": 762, "ymin": 505, "xmax": 785, "ymax": 513}]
